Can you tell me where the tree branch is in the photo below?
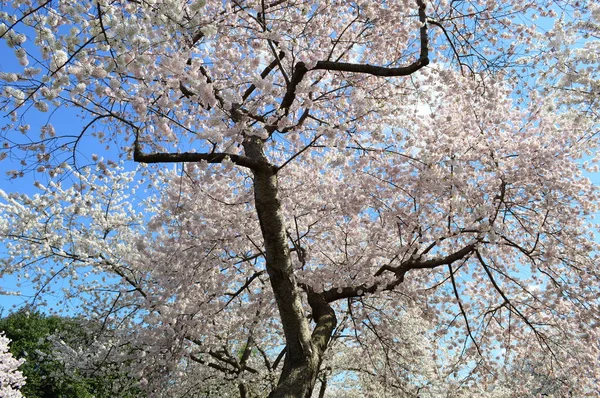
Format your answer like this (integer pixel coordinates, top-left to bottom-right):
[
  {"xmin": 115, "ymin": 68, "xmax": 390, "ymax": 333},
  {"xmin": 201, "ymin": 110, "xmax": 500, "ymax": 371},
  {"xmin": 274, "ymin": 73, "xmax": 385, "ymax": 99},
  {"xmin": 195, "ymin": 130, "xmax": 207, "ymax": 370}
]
[
  {"xmin": 322, "ymin": 242, "xmax": 477, "ymax": 303},
  {"xmin": 307, "ymin": 290, "xmax": 337, "ymax": 355},
  {"xmin": 133, "ymin": 138, "xmax": 268, "ymax": 171},
  {"xmin": 242, "ymin": 50, "xmax": 286, "ymax": 101},
  {"xmin": 280, "ymin": 0, "xmax": 429, "ymax": 112},
  {"xmin": 448, "ymin": 262, "xmax": 482, "ymax": 355}
]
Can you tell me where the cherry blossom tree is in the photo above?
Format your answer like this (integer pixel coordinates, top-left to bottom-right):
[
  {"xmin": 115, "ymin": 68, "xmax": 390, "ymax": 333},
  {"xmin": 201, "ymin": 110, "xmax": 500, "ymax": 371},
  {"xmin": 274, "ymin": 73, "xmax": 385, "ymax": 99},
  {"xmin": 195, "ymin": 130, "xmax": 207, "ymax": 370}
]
[
  {"xmin": 0, "ymin": 333, "xmax": 26, "ymax": 398},
  {"xmin": 1, "ymin": 0, "xmax": 599, "ymax": 397}
]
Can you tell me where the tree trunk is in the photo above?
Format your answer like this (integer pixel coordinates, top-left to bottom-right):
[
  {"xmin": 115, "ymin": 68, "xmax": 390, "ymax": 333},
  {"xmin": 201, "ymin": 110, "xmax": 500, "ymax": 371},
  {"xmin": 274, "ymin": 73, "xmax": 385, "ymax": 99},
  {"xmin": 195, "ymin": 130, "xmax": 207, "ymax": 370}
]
[{"xmin": 243, "ymin": 137, "xmax": 336, "ymax": 398}]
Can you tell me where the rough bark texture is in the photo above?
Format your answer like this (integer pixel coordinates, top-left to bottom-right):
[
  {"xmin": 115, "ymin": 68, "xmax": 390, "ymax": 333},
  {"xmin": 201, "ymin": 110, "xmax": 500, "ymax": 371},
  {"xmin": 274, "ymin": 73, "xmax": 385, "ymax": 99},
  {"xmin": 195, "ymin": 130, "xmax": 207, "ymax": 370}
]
[{"xmin": 243, "ymin": 137, "xmax": 336, "ymax": 398}]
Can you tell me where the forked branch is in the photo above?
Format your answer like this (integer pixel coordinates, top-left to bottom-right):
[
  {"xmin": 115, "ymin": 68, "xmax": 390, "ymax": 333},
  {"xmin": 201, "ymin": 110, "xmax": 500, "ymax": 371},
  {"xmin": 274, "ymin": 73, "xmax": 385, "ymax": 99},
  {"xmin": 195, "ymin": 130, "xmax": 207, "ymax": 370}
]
[{"xmin": 280, "ymin": 0, "xmax": 429, "ymax": 112}]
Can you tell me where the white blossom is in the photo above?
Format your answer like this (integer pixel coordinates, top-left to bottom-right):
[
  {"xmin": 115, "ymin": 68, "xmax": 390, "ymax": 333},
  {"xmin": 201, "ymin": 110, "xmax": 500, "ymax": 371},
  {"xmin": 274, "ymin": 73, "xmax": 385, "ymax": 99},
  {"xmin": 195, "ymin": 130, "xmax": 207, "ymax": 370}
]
[{"xmin": 0, "ymin": 333, "xmax": 26, "ymax": 398}]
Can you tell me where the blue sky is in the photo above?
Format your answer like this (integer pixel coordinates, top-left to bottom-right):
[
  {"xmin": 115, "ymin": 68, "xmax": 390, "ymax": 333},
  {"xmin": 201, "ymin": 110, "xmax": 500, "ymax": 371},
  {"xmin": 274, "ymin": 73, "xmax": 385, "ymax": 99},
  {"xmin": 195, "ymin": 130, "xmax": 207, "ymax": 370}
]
[{"xmin": 0, "ymin": 38, "xmax": 118, "ymax": 313}]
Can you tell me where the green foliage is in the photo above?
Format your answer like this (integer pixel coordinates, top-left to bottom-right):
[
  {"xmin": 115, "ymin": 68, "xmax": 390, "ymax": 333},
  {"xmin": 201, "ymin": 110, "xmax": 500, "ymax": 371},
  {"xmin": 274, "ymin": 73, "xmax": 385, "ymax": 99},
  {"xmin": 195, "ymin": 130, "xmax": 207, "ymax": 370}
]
[{"xmin": 0, "ymin": 308, "xmax": 142, "ymax": 398}]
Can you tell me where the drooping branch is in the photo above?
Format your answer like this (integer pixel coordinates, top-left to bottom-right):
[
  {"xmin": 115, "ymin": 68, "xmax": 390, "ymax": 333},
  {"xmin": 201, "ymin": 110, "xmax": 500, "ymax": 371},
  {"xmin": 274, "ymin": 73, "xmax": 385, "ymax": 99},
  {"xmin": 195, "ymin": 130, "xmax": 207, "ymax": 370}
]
[
  {"xmin": 5, "ymin": 233, "xmax": 148, "ymax": 301},
  {"xmin": 448, "ymin": 261, "xmax": 482, "ymax": 355},
  {"xmin": 475, "ymin": 249, "xmax": 550, "ymax": 346}
]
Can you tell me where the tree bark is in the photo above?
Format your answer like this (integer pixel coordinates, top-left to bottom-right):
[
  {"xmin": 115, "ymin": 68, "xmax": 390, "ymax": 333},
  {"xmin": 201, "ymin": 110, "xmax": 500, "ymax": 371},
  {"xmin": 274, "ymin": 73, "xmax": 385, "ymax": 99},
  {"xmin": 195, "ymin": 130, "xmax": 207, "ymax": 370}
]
[{"xmin": 243, "ymin": 137, "xmax": 336, "ymax": 398}]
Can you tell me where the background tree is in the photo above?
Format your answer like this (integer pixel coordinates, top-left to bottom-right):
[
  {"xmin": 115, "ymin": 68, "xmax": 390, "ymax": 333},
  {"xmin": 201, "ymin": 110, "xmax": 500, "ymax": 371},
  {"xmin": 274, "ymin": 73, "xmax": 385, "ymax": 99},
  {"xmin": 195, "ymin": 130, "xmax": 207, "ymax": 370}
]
[
  {"xmin": 0, "ymin": 309, "xmax": 142, "ymax": 398},
  {"xmin": 1, "ymin": 0, "xmax": 599, "ymax": 397}
]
